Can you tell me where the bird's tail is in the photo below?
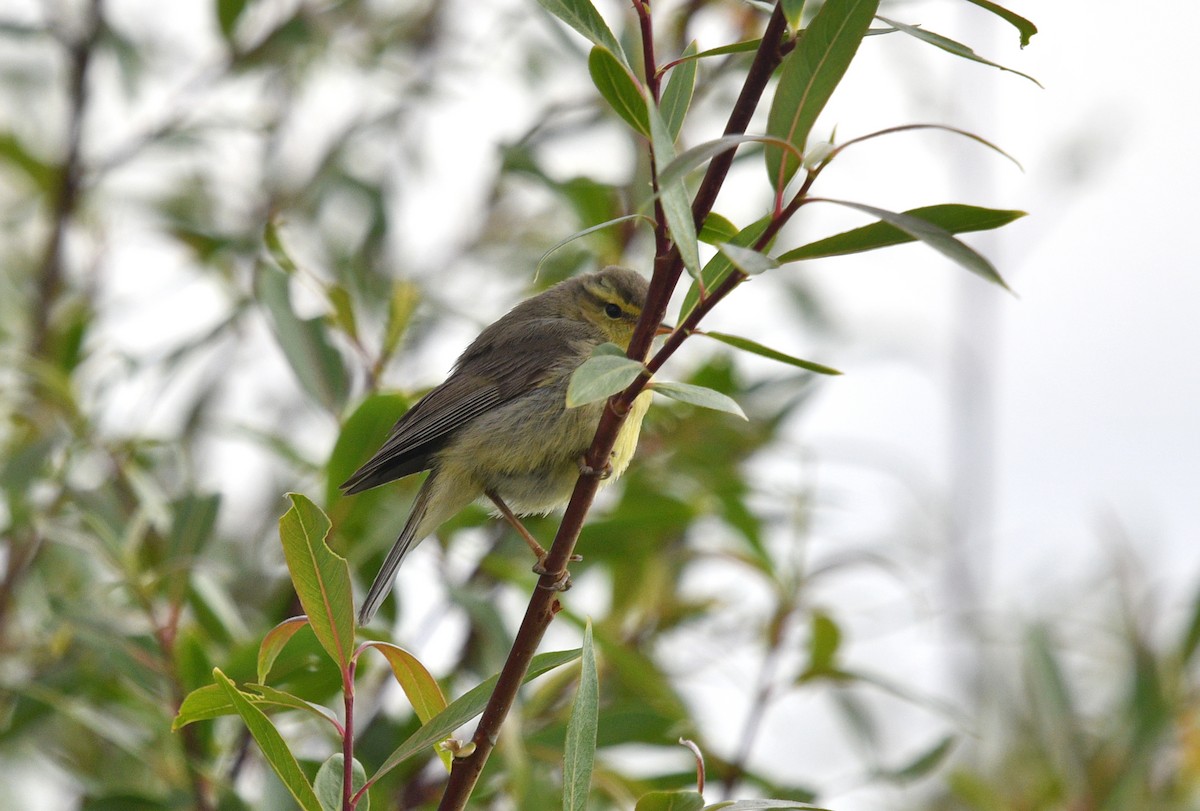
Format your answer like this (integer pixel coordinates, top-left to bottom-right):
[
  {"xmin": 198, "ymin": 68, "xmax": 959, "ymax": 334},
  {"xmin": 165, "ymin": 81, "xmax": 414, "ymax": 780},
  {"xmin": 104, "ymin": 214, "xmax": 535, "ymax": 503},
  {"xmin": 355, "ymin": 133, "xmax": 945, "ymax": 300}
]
[{"xmin": 357, "ymin": 474, "xmax": 438, "ymax": 625}]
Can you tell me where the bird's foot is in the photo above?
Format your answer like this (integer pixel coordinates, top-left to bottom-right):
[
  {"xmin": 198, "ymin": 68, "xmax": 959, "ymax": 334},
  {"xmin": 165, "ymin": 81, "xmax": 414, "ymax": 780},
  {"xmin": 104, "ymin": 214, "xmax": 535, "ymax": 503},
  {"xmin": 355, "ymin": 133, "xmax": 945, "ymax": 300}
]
[
  {"xmin": 533, "ymin": 554, "xmax": 581, "ymax": 591},
  {"xmin": 578, "ymin": 456, "xmax": 613, "ymax": 480}
]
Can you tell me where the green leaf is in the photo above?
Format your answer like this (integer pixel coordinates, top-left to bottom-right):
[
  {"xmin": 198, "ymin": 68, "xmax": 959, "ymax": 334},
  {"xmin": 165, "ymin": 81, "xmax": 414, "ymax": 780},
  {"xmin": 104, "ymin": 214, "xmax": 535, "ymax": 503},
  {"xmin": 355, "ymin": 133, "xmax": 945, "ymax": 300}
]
[
  {"xmin": 567, "ymin": 353, "xmax": 645, "ymax": 408},
  {"xmin": 699, "ymin": 332, "xmax": 841, "ymax": 375},
  {"xmin": 669, "ymin": 39, "xmax": 761, "ymax": 65},
  {"xmin": 538, "ymin": 213, "xmax": 656, "ymax": 274},
  {"xmin": 173, "ymin": 682, "xmax": 342, "ymax": 731},
  {"xmin": 563, "ymin": 621, "xmax": 600, "ymax": 811},
  {"xmin": 326, "ymin": 283, "xmax": 358, "ymax": 341},
  {"xmin": 249, "ymin": 684, "xmax": 343, "ymax": 729},
  {"xmin": 589, "ymin": 46, "xmax": 649, "ymax": 137},
  {"xmin": 264, "ymin": 218, "xmax": 299, "ymax": 274},
  {"xmin": 808, "ymin": 610, "xmax": 841, "ymax": 673},
  {"xmin": 805, "ymin": 198, "xmax": 1011, "ymax": 290},
  {"xmin": 958, "ymin": 0, "xmax": 1037, "ymax": 48},
  {"xmin": 536, "ymin": 0, "xmax": 624, "ymax": 60},
  {"xmin": 383, "ymin": 279, "xmax": 420, "ymax": 361},
  {"xmin": 216, "ymin": 0, "xmax": 248, "ymax": 42},
  {"xmin": 658, "ymin": 134, "xmax": 797, "ymax": 190},
  {"xmin": 326, "ymin": 392, "xmax": 410, "ymax": 505},
  {"xmin": 704, "ymin": 802, "xmax": 832, "ymax": 810},
  {"xmin": 650, "ymin": 381, "xmax": 746, "ymax": 420},
  {"xmin": 765, "ymin": 0, "xmax": 879, "ymax": 189},
  {"xmin": 879, "ymin": 16, "xmax": 1041, "ymax": 86},
  {"xmin": 278, "ymin": 494, "xmax": 356, "ymax": 669},
  {"xmin": 368, "ymin": 648, "xmax": 581, "ymax": 784},
  {"xmin": 698, "ymin": 214, "xmax": 739, "ymax": 245},
  {"xmin": 258, "ymin": 616, "xmax": 310, "ymax": 684},
  {"xmin": 314, "ymin": 755, "xmax": 368, "ymax": 811},
  {"xmin": 647, "ymin": 94, "xmax": 701, "ymax": 281},
  {"xmin": 361, "ymin": 642, "xmax": 448, "ymax": 723},
  {"xmin": 678, "ymin": 215, "xmax": 772, "ymax": 322},
  {"xmin": 635, "ymin": 791, "xmax": 705, "ymax": 811},
  {"xmin": 212, "ymin": 669, "xmax": 323, "ymax": 811},
  {"xmin": 778, "ymin": 203, "xmax": 1025, "ymax": 262},
  {"xmin": 886, "ymin": 734, "xmax": 956, "ymax": 782},
  {"xmin": 174, "ymin": 684, "xmax": 235, "ymax": 729},
  {"xmin": 0, "ymin": 132, "xmax": 57, "ymax": 193},
  {"xmin": 255, "ymin": 262, "xmax": 350, "ymax": 413},
  {"xmin": 782, "ymin": 0, "xmax": 806, "ymax": 29},
  {"xmin": 717, "ymin": 243, "xmax": 779, "ymax": 276},
  {"xmin": 660, "ymin": 42, "xmax": 698, "ymax": 139}
]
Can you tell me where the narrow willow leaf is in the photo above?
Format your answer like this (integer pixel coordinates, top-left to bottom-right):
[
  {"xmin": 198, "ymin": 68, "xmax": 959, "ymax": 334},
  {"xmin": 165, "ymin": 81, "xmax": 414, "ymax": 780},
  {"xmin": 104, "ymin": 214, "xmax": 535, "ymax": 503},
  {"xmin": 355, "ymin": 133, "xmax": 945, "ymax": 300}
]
[
  {"xmin": 765, "ymin": 0, "xmax": 880, "ymax": 190},
  {"xmin": 717, "ymin": 242, "xmax": 779, "ymax": 276},
  {"xmin": 315, "ymin": 755, "xmax": 368, "ymax": 811},
  {"xmin": 678, "ymin": 215, "xmax": 772, "ymax": 322},
  {"xmin": 250, "ymin": 684, "xmax": 343, "ymax": 729},
  {"xmin": 589, "ymin": 46, "xmax": 649, "ymax": 136},
  {"xmin": 700, "ymin": 331, "xmax": 842, "ymax": 375},
  {"xmin": 806, "ymin": 198, "xmax": 1011, "ymax": 290},
  {"xmin": 537, "ymin": 213, "xmax": 655, "ymax": 273},
  {"xmin": 213, "ymin": 669, "xmax": 323, "ymax": 811},
  {"xmin": 326, "ymin": 392, "xmax": 410, "ymax": 505},
  {"xmin": 216, "ymin": 0, "xmax": 248, "ymax": 43},
  {"xmin": 368, "ymin": 648, "xmax": 581, "ymax": 784},
  {"xmin": 563, "ymin": 621, "xmax": 600, "ymax": 811},
  {"xmin": 173, "ymin": 682, "xmax": 340, "ymax": 730},
  {"xmin": 879, "ymin": 16, "xmax": 1041, "ymax": 86},
  {"xmin": 658, "ymin": 134, "xmax": 796, "ymax": 189},
  {"xmin": 698, "ymin": 213, "xmax": 739, "ymax": 245},
  {"xmin": 834, "ymin": 123, "xmax": 1022, "ymax": 170},
  {"xmin": 634, "ymin": 791, "xmax": 705, "ymax": 811},
  {"xmin": 257, "ymin": 616, "xmax": 309, "ymax": 684},
  {"xmin": 661, "ymin": 42, "xmax": 698, "ymax": 139},
  {"xmin": 382, "ymin": 279, "xmax": 419, "ymax": 360},
  {"xmin": 959, "ymin": 0, "xmax": 1037, "ymax": 47},
  {"xmin": 782, "ymin": 0, "xmax": 806, "ymax": 29},
  {"xmin": 669, "ymin": 39, "xmax": 761, "ymax": 64},
  {"xmin": 567, "ymin": 353, "xmax": 645, "ymax": 407},
  {"xmin": 326, "ymin": 283, "xmax": 357, "ymax": 340},
  {"xmin": 536, "ymin": 0, "xmax": 624, "ymax": 60},
  {"xmin": 278, "ymin": 494, "xmax": 355, "ymax": 669},
  {"xmin": 650, "ymin": 381, "xmax": 747, "ymax": 420},
  {"xmin": 264, "ymin": 219, "xmax": 299, "ymax": 274},
  {"xmin": 362, "ymin": 642, "xmax": 447, "ymax": 723},
  {"xmin": 647, "ymin": 94, "xmax": 701, "ymax": 281},
  {"xmin": 808, "ymin": 611, "xmax": 842, "ymax": 673},
  {"xmin": 888, "ymin": 734, "xmax": 956, "ymax": 781},
  {"xmin": 255, "ymin": 264, "xmax": 350, "ymax": 412},
  {"xmin": 174, "ymin": 684, "xmax": 236, "ymax": 729},
  {"xmin": 778, "ymin": 204, "xmax": 1026, "ymax": 262},
  {"xmin": 704, "ymin": 802, "xmax": 832, "ymax": 810}
]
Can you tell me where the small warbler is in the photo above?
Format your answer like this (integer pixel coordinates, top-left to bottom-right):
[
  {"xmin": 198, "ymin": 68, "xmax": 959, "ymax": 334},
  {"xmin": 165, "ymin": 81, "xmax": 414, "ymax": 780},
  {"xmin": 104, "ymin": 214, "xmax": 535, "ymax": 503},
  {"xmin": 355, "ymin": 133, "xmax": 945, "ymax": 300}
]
[{"xmin": 343, "ymin": 267, "xmax": 654, "ymax": 624}]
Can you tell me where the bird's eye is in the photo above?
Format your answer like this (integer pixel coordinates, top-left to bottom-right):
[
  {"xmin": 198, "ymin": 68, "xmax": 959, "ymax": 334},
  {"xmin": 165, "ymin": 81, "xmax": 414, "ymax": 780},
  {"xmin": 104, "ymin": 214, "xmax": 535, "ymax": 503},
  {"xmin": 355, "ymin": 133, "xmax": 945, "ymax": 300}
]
[{"xmin": 604, "ymin": 303, "xmax": 623, "ymax": 319}]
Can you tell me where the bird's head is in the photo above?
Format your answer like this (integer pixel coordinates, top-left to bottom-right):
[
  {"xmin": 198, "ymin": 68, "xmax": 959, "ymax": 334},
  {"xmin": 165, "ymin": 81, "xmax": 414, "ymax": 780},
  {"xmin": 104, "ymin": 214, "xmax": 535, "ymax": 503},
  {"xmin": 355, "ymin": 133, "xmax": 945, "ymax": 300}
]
[{"xmin": 572, "ymin": 266, "xmax": 650, "ymax": 349}]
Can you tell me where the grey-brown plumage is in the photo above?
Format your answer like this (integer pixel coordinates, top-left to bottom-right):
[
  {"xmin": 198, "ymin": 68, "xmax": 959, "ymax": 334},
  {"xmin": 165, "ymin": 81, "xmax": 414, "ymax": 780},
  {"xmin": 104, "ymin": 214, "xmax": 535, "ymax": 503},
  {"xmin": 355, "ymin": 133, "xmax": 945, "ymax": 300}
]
[{"xmin": 344, "ymin": 267, "xmax": 652, "ymax": 623}]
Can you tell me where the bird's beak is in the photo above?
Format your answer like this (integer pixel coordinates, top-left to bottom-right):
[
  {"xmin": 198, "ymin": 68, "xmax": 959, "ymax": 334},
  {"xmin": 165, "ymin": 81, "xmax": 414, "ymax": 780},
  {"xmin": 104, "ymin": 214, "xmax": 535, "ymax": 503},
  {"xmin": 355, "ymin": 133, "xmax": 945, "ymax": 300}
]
[{"xmin": 656, "ymin": 322, "xmax": 674, "ymax": 336}]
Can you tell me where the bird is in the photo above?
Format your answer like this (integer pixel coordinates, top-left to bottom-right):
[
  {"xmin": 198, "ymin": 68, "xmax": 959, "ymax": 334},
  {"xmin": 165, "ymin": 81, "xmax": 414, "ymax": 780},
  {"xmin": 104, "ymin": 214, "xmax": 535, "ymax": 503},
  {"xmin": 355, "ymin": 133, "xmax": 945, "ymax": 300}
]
[{"xmin": 343, "ymin": 266, "xmax": 655, "ymax": 624}]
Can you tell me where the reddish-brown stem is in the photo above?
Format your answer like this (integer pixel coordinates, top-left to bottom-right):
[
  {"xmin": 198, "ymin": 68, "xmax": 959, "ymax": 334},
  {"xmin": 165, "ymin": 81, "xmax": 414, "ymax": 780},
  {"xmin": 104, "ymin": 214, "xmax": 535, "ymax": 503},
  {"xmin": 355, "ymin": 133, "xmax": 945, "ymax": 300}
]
[
  {"xmin": 435, "ymin": 5, "xmax": 794, "ymax": 809},
  {"xmin": 627, "ymin": 1, "xmax": 790, "ymax": 362},
  {"xmin": 343, "ymin": 660, "xmax": 357, "ymax": 810}
]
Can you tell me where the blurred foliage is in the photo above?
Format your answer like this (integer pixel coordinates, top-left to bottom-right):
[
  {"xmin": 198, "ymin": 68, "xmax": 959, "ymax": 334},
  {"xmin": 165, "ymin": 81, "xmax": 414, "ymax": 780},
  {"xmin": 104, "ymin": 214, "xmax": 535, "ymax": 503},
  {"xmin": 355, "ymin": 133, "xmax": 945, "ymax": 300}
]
[{"xmin": 1, "ymin": 1, "xmax": 1191, "ymax": 811}]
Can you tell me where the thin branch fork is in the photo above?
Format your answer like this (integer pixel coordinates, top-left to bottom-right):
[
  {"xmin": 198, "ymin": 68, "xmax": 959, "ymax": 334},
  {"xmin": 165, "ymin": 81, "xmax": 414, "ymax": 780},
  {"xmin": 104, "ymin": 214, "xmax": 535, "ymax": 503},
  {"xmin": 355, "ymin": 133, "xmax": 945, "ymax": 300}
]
[{"xmin": 436, "ymin": 4, "xmax": 794, "ymax": 808}]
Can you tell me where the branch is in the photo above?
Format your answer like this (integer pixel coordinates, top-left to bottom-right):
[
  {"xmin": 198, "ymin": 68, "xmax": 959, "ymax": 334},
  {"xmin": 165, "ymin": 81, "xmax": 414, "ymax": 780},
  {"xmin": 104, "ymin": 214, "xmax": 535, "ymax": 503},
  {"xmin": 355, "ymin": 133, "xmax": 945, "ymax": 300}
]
[
  {"xmin": 436, "ymin": 5, "xmax": 795, "ymax": 808},
  {"xmin": 31, "ymin": 0, "xmax": 102, "ymax": 358}
]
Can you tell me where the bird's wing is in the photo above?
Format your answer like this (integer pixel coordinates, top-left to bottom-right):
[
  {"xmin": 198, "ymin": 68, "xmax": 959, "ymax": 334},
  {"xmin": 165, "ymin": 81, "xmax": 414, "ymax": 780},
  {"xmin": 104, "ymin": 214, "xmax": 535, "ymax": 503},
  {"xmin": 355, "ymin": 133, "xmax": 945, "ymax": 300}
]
[{"xmin": 341, "ymin": 317, "xmax": 594, "ymax": 494}]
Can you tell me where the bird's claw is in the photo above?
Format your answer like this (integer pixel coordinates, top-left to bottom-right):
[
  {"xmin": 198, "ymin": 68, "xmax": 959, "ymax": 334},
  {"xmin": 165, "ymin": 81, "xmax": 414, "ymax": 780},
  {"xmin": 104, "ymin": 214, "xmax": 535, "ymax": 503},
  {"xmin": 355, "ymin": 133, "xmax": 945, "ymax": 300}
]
[
  {"xmin": 533, "ymin": 557, "xmax": 575, "ymax": 591},
  {"xmin": 578, "ymin": 456, "xmax": 613, "ymax": 480}
]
